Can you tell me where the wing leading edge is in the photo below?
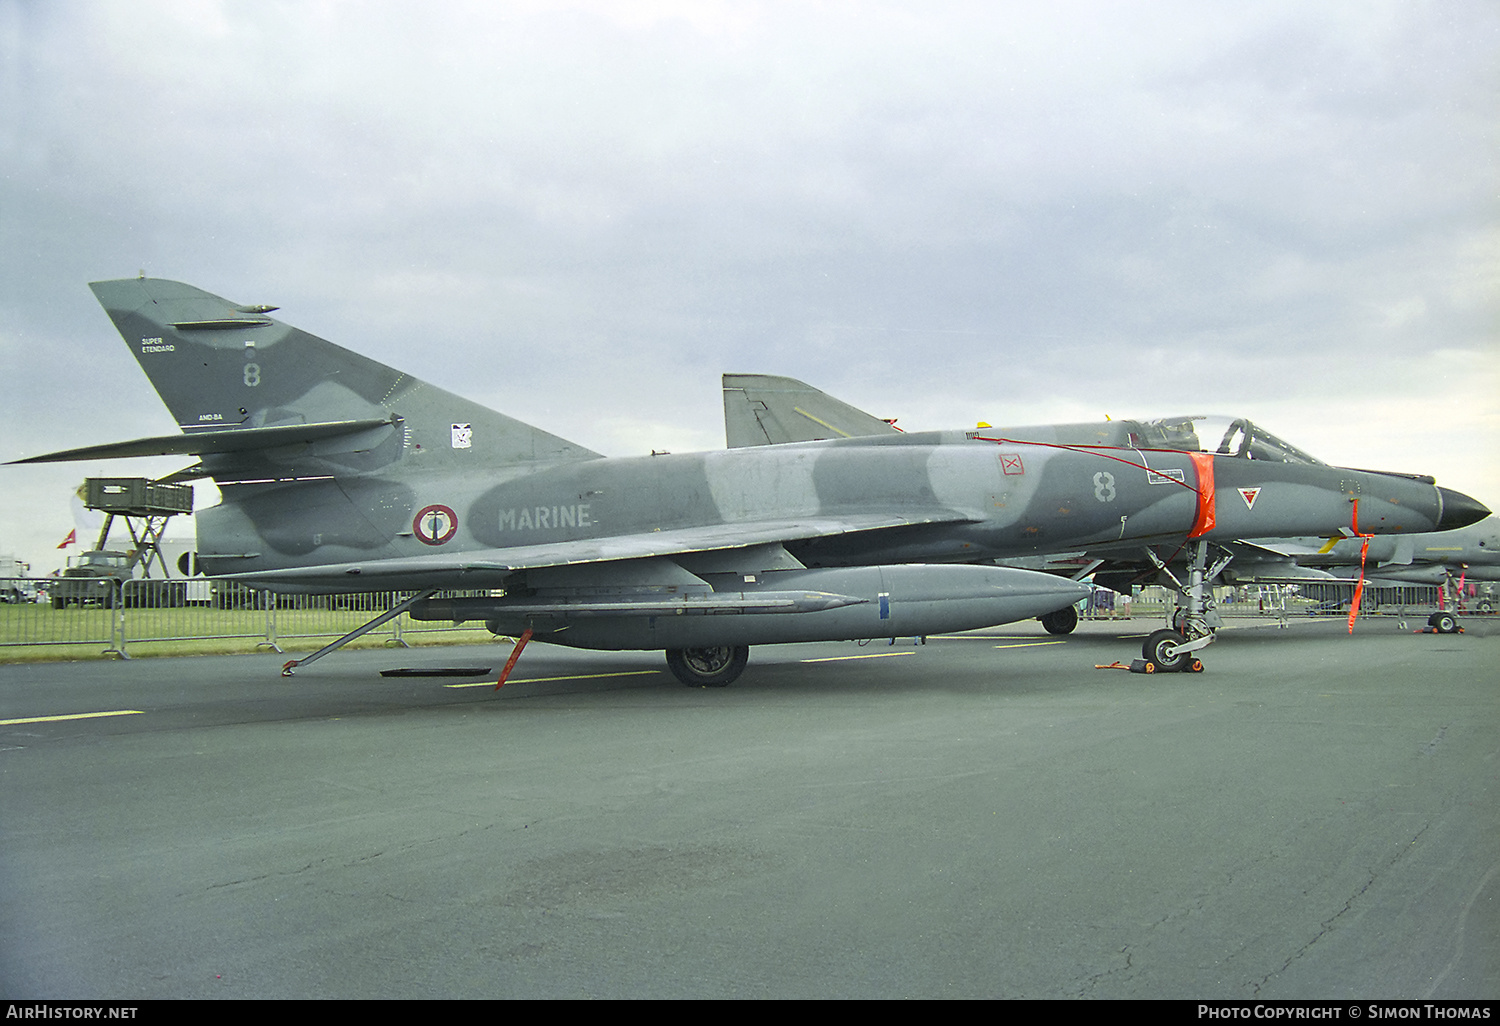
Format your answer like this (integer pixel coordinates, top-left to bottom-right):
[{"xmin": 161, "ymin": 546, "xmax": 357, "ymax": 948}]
[{"xmin": 210, "ymin": 510, "xmax": 980, "ymax": 591}]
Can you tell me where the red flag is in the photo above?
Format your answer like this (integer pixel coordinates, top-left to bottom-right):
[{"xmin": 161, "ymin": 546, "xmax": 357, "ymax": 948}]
[{"xmin": 56, "ymin": 529, "xmax": 77, "ymax": 549}]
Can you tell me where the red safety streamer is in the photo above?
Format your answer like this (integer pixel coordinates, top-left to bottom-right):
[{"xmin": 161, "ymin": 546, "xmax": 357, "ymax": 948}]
[{"xmin": 1346, "ymin": 500, "xmax": 1373, "ymax": 634}]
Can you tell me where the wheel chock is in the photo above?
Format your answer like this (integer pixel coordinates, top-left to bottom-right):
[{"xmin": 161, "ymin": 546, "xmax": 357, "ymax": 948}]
[{"xmin": 1095, "ymin": 660, "xmax": 1157, "ymax": 674}]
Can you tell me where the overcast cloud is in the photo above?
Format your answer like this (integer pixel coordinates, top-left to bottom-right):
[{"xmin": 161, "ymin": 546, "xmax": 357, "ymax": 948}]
[{"xmin": 1, "ymin": 0, "xmax": 1496, "ymax": 573}]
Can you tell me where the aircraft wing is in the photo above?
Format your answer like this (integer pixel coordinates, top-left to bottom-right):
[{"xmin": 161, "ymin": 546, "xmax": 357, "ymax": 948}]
[{"xmin": 210, "ymin": 510, "xmax": 977, "ymax": 591}]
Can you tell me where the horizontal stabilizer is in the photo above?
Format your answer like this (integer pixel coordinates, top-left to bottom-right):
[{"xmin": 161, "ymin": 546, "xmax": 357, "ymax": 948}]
[{"xmin": 6, "ymin": 418, "xmax": 397, "ymax": 465}]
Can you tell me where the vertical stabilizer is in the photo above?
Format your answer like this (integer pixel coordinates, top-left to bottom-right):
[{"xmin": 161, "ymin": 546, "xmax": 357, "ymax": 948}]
[
  {"xmin": 722, "ymin": 373, "xmax": 904, "ymax": 447},
  {"xmin": 89, "ymin": 278, "xmax": 600, "ymax": 480}
]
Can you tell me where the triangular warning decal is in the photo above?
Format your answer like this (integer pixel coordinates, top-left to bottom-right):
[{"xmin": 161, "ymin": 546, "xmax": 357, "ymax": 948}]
[{"xmin": 1239, "ymin": 487, "xmax": 1261, "ymax": 510}]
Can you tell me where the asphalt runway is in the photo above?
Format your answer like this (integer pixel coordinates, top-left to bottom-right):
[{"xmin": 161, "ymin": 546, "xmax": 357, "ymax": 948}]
[{"xmin": 1, "ymin": 615, "xmax": 1495, "ymax": 999}]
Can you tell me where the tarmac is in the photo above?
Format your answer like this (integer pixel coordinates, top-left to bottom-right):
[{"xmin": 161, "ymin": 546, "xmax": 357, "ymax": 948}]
[{"xmin": 1, "ymin": 614, "xmax": 1495, "ymax": 999}]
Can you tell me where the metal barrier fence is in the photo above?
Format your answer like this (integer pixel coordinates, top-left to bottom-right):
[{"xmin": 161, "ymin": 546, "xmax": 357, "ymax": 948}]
[
  {"xmin": 1088, "ymin": 584, "xmax": 1483, "ymax": 624},
  {"xmin": 0, "ymin": 577, "xmax": 498, "ymax": 659},
  {"xmin": 1, "ymin": 575, "xmax": 1491, "ymax": 661},
  {"xmin": 1, "ymin": 576, "xmax": 121, "ymax": 655}
]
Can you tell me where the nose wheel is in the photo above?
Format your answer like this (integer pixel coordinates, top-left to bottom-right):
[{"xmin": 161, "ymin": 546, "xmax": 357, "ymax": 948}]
[
  {"xmin": 1142, "ymin": 629, "xmax": 1206, "ymax": 673},
  {"xmin": 1427, "ymin": 611, "xmax": 1460, "ymax": 634},
  {"xmin": 1138, "ymin": 540, "xmax": 1224, "ymax": 672}
]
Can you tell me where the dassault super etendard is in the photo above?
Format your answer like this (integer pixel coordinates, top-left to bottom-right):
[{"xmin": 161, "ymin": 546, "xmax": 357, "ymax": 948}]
[{"xmin": 10, "ymin": 278, "xmax": 1488, "ymax": 683}]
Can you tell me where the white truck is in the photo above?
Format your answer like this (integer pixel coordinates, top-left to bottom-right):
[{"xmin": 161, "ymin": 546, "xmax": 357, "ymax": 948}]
[{"xmin": 0, "ymin": 554, "xmax": 40, "ymax": 603}]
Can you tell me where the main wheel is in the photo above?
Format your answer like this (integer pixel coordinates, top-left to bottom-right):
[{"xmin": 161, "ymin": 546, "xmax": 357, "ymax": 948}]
[
  {"xmin": 1429, "ymin": 611, "xmax": 1459, "ymax": 634},
  {"xmin": 1143, "ymin": 629, "xmax": 1190, "ymax": 673},
  {"xmin": 665, "ymin": 646, "xmax": 749, "ymax": 687},
  {"xmin": 1039, "ymin": 604, "xmax": 1079, "ymax": 635}
]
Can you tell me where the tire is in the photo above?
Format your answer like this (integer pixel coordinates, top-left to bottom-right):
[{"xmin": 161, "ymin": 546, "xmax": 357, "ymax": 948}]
[
  {"xmin": 1430, "ymin": 611, "xmax": 1459, "ymax": 634},
  {"xmin": 52, "ymin": 596, "xmax": 65, "ymax": 610},
  {"xmin": 1039, "ymin": 604, "xmax": 1078, "ymax": 635},
  {"xmin": 665, "ymin": 645, "xmax": 749, "ymax": 687},
  {"xmin": 1143, "ymin": 629, "xmax": 1190, "ymax": 673}
]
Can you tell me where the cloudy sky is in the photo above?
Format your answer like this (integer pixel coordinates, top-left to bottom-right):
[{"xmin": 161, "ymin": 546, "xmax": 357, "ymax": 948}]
[{"xmin": 1, "ymin": 0, "xmax": 1496, "ymax": 574}]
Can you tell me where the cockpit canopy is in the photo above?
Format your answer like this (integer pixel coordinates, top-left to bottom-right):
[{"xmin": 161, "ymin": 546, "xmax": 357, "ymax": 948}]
[
  {"xmin": 1123, "ymin": 416, "xmax": 1324, "ymax": 465},
  {"xmin": 966, "ymin": 415, "xmax": 1327, "ymax": 465}
]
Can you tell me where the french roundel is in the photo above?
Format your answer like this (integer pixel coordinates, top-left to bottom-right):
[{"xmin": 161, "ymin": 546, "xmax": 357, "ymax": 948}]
[{"xmin": 413, "ymin": 504, "xmax": 458, "ymax": 545}]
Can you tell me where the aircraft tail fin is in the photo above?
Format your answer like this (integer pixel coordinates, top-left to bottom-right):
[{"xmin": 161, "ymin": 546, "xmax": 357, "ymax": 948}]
[
  {"xmin": 86, "ymin": 278, "xmax": 600, "ymax": 482},
  {"xmin": 722, "ymin": 373, "xmax": 904, "ymax": 447}
]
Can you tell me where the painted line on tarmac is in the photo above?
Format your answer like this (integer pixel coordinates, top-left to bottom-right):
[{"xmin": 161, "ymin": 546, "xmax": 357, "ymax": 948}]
[
  {"xmin": 930, "ymin": 634, "xmax": 1040, "ymax": 640},
  {"xmin": 0, "ymin": 710, "xmax": 144, "ymax": 726},
  {"xmin": 992, "ymin": 641, "xmax": 1068, "ymax": 650},
  {"xmin": 799, "ymin": 651, "xmax": 917, "ymax": 663},
  {"xmin": 444, "ymin": 670, "xmax": 663, "ymax": 688}
]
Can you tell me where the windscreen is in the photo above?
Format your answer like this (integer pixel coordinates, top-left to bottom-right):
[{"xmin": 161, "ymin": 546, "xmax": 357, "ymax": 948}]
[{"xmin": 1124, "ymin": 416, "xmax": 1324, "ymax": 465}]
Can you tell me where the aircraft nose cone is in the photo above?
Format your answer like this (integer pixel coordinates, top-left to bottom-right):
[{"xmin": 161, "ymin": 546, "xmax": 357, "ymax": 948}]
[{"xmin": 1437, "ymin": 487, "xmax": 1491, "ymax": 531}]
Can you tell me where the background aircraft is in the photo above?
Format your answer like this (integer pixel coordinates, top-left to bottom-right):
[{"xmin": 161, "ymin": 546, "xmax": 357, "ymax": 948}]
[
  {"xmin": 1256, "ymin": 517, "xmax": 1500, "ymax": 632},
  {"xmin": 1286, "ymin": 515, "xmax": 1500, "ymax": 584},
  {"xmin": 7, "ymin": 280, "xmax": 1487, "ymax": 681}
]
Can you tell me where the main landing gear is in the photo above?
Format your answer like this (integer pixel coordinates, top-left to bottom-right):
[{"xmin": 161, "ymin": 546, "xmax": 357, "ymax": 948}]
[
  {"xmin": 1039, "ymin": 604, "xmax": 1079, "ymax": 636},
  {"xmin": 665, "ymin": 645, "xmax": 749, "ymax": 687}
]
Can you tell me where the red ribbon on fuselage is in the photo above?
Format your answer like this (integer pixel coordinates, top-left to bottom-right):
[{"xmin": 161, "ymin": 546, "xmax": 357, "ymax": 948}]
[{"xmin": 1188, "ymin": 453, "xmax": 1216, "ymax": 539}]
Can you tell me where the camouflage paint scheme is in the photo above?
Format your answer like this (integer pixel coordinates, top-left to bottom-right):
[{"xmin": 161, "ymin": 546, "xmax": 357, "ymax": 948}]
[
  {"xmin": 9, "ymin": 280, "xmax": 1489, "ymax": 680},
  {"xmin": 720, "ymin": 372, "xmax": 1491, "ymax": 596}
]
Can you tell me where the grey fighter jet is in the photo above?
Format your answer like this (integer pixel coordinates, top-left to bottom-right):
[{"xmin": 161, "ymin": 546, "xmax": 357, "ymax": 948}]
[
  {"xmin": 1286, "ymin": 515, "xmax": 1500, "ymax": 585},
  {"xmin": 1252, "ymin": 516, "xmax": 1500, "ymax": 632},
  {"xmin": 8, "ymin": 280, "xmax": 1488, "ymax": 682},
  {"xmin": 721, "ymin": 373, "xmax": 1490, "ymax": 655}
]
